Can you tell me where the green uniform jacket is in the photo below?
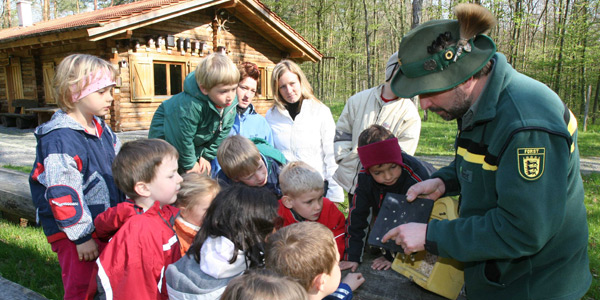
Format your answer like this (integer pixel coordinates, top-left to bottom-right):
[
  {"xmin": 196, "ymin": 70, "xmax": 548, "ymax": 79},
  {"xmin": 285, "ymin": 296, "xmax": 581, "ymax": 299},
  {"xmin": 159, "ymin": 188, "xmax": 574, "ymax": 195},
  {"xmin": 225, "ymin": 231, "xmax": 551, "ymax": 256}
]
[
  {"xmin": 148, "ymin": 71, "xmax": 237, "ymax": 172},
  {"xmin": 427, "ymin": 53, "xmax": 591, "ymax": 299}
]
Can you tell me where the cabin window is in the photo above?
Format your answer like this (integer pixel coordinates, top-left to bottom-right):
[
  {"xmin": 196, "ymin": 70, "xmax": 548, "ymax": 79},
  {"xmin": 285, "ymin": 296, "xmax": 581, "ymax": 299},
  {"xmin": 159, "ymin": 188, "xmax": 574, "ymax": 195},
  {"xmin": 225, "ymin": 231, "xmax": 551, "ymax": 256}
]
[{"xmin": 153, "ymin": 62, "xmax": 184, "ymax": 97}]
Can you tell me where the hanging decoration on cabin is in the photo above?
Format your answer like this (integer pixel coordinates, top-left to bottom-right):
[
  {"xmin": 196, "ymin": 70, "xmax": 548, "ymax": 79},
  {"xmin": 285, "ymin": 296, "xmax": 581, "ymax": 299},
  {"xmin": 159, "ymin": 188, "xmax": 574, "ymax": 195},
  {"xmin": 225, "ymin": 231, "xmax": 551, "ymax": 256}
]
[
  {"xmin": 213, "ymin": 9, "xmax": 234, "ymax": 55},
  {"xmin": 157, "ymin": 36, "xmax": 165, "ymax": 52}
]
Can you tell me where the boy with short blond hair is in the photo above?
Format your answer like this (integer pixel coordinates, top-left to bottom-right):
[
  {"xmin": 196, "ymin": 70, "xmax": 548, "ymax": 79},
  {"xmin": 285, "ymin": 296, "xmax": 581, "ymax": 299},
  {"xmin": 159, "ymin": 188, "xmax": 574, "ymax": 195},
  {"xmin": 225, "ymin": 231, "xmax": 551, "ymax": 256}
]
[
  {"xmin": 94, "ymin": 139, "xmax": 183, "ymax": 300},
  {"xmin": 149, "ymin": 53, "xmax": 239, "ymax": 175},
  {"xmin": 278, "ymin": 161, "xmax": 346, "ymax": 258},
  {"xmin": 216, "ymin": 135, "xmax": 286, "ymax": 198},
  {"xmin": 265, "ymin": 222, "xmax": 364, "ymax": 300}
]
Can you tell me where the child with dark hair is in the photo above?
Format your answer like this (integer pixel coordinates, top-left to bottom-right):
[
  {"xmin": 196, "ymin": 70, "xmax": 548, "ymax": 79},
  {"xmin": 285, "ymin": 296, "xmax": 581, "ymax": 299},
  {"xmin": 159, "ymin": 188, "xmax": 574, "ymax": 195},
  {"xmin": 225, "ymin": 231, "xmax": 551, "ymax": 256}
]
[
  {"xmin": 166, "ymin": 184, "xmax": 280, "ymax": 299},
  {"xmin": 94, "ymin": 139, "xmax": 180, "ymax": 242},
  {"xmin": 94, "ymin": 138, "xmax": 183, "ymax": 300},
  {"xmin": 340, "ymin": 124, "xmax": 436, "ymax": 272}
]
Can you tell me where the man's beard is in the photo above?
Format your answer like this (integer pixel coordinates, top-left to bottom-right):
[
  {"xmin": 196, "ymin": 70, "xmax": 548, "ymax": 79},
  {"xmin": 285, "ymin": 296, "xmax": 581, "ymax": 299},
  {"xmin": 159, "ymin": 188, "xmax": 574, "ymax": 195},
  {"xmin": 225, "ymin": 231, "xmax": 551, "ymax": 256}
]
[{"xmin": 429, "ymin": 86, "xmax": 473, "ymax": 121}]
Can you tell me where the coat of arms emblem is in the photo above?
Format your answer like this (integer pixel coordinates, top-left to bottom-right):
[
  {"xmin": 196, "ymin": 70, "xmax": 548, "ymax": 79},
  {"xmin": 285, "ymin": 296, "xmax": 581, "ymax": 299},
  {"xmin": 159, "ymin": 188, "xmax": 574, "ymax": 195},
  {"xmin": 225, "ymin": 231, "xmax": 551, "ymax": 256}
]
[{"xmin": 517, "ymin": 148, "xmax": 545, "ymax": 180}]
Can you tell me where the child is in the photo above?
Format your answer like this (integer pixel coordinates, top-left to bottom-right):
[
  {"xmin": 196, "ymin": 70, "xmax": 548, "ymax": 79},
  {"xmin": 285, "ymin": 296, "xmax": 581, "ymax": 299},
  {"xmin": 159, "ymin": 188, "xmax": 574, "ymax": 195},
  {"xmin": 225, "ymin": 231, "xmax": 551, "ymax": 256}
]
[
  {"xmin": 165, "ymin": 185, "xmax": 280, "ymax": 299},
  {"xmin": 277, "ymin": 161, "xmax": 346, "ymax": 257},
  {"xmin": 221, "ymin": 269, "xmax": 308, "ymax": 300},
  {"xmin": 173, "ymin": 173, "xmax": 220, "ymax": 255},
  {"xmin": 209, "ymin": 62, "xmax": 273, "ymax": 176},
  {"xmin": 95, "ymin": 138, "xmax": 183, "ymax": 300},
  {"xmin": 265, "ymin": 222, "xmax": 365, "ymax": 300},
  {"xmin": 94, "ymin": 139, "xmax": 182, "ymax": 242},
  {"xmin": 149, "ymin": 53, "xmax": 239, "ymax": 175},
  {"xmin": 28, "ymin": 53, "xmax": 124, "ymax": 300},
  {"xmin": 340, "ymin": 125, "xmax": 436, "ymax": 272},
  {"xmin": 215, "ymin": 135, "xmax": 286, "ymax": 198}
]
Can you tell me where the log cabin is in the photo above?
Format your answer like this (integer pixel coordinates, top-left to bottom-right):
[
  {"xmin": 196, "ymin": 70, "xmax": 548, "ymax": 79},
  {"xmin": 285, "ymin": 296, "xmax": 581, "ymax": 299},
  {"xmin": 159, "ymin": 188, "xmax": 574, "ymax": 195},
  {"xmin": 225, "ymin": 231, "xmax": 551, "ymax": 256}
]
[{"xmin": 0, "ymin": 0, "xmax": 321, "ymax": 131}]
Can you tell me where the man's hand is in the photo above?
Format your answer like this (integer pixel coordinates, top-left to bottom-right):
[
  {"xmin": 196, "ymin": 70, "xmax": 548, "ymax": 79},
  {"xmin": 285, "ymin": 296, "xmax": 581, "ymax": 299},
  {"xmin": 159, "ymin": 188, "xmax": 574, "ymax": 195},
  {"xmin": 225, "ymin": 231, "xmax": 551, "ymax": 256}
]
[
  {"xmin": 339, "ymin": 260, "xmax": 359, "ymax": 272},
  {"xmin": 406, "ymin": 178, "xmax": 446, "ymax": 202},
  {"xmin": 382, "ymin": 223, "xmax": 427, "ymax": 255},
  {"xmin": 76, "ymin": 239, "xmax": 99, "ymax": 261},
  {"xmin": 342, "ymin": 273, "xmax": 365, "ymax": 291}
]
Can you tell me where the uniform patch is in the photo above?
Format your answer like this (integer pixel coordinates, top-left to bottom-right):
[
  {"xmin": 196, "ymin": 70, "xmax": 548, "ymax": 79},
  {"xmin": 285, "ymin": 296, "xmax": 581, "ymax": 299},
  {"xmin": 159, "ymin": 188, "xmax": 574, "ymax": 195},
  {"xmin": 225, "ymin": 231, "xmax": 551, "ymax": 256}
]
[{"xmin": 517, "ymin": 148, "xmax": 545, "ymax": 180}]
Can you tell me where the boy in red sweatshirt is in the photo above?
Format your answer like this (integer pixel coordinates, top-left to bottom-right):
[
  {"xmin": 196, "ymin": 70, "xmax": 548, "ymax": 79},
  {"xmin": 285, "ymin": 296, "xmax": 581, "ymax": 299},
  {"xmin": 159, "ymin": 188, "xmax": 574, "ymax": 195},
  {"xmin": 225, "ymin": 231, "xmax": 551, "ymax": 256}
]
[
  {"xmin": 277, "ymin": 161, "xmax": 346, "ymax": 258},
  {"xmin": 94, "ymin": 139, "xmax": 183, "ymax": 299}
]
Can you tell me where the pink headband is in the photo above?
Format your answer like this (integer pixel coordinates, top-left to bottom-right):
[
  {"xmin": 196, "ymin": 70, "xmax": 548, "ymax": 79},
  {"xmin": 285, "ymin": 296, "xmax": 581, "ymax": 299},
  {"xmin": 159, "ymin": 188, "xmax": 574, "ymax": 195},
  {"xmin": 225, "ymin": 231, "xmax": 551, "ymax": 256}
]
[
  {"xmin": 71, "ymin": 69, "xmax": 116, "ymax": 102},
  {"xmin": 357, "ymin": 138, "xmax": 404, "ymax": 174}
]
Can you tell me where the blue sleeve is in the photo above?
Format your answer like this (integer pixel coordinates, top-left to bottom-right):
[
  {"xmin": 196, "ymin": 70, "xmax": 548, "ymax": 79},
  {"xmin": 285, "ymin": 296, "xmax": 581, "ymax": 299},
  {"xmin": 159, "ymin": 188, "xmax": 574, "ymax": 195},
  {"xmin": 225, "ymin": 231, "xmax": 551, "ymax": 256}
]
[{"xmin": 323, "ymin": 283, "xmax": 353, "ymax": 300}]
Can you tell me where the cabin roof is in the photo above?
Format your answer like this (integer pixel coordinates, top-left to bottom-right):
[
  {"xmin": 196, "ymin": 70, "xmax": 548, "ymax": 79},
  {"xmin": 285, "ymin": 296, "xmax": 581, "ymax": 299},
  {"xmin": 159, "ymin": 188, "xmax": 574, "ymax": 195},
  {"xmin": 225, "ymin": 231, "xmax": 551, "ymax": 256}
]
[{"xmin": 0, "ymin": 0, "xmax": 321, "ymax": 62}]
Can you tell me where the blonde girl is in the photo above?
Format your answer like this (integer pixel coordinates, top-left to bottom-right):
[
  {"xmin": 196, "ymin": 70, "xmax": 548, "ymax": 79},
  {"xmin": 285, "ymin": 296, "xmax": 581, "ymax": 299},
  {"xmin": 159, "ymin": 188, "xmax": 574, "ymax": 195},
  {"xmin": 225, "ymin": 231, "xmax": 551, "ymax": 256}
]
[
  {"xmin": 173, "ymin": 172, "xmax": 220, "ymax": 255},
  {"xmin": 265, "ymin": 60, "xmax": 344, "ymax": 203},
  {"xmin": 29, "ymin": 53, "xmax": 124, "ymax": 300}
]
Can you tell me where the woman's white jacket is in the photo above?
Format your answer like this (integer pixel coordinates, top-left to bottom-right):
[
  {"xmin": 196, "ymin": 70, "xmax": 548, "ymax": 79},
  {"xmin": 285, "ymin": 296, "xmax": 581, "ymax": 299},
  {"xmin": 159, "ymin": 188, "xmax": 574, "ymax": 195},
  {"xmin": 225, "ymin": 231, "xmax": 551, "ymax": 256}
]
[{"xmin": 266, "ymin": 98, "xmax": 344, "ymax": 203}]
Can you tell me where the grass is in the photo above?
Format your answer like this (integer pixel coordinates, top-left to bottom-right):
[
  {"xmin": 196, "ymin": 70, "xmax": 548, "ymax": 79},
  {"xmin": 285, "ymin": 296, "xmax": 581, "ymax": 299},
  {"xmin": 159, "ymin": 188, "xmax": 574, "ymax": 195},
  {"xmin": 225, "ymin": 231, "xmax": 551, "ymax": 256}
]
[
  {"xmin": 0, "ymin": 219, "xmax": 63, "ymax": 299},
  {"xmin": 583, "ymin": 173, "xmax": 600, "ymax": 300},
  {"xmin": 2, "ymin": 164, "xmax": 32, "ymax": 174}
]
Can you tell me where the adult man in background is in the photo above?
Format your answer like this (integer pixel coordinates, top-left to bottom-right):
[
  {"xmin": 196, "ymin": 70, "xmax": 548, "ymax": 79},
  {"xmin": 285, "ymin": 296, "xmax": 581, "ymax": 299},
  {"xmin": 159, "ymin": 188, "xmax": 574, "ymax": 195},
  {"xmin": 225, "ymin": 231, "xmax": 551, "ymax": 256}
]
[{"xmin": 334, "ymin": 52, "xmax": 421, "ymax": 200}]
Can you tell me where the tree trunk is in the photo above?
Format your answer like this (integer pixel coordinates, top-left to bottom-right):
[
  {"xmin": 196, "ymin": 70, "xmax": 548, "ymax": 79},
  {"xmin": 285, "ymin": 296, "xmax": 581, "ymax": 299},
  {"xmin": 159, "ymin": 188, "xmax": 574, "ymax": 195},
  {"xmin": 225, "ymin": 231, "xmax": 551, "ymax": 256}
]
[
  {"xmin": 43, "ymin": 0, "xmax": 49, "ymax": 21},
  {"xmin": 362, "ymin": 0, "xmax": 372, "ymax": 88},
  {"xmin": 3, "ymin": 0, "xmax": 11, "ymax": 28},
  {"xmin": 583, "ymin": 85, "xmax": 591, "ymax": 131},
  {"xmin": 412, "ymin": 0, "xmax": 423, "ymax": 29},
  {"xmin": 553, "ymin": 0, "xmax": 571, "ymax": 96},
  {"xmin": 593, "ymin": 71, "xmax": 600, "ymax": 124},
  {"xmin": 412, "ymin": 0, "xmax": 425, "ymax": 119}
]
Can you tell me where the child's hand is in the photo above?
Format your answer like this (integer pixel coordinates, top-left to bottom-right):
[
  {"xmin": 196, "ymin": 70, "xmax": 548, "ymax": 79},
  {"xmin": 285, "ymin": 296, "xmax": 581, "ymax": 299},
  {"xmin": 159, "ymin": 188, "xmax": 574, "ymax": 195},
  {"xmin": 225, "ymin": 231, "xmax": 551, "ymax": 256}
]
[
  {"xmin": 188, "ymin": 158, "xmax": 212, "ymax": 175},
  {"xmin": 342, "ymin": 273, "xmax": 365, "ymax": 291},
  {"xmin": 371, "ymin": 255, "xmax": 392, "ymax": 270},
  {"xmin": 198, "ymin": 157, "xmax": 211, "ymax": 174},
  {"xmin": 76, "ymin": 239, "xmax": 99, "ymax": 261},
  {"xmin": 339, "ymin": 260, "xmax": 359, "ymax": 272}
]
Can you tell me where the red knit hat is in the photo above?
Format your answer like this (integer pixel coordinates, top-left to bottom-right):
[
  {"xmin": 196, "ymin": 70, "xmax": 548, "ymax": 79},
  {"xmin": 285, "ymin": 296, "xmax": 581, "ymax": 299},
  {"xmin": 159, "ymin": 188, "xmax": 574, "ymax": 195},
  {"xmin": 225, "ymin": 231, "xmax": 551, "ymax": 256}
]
[{"xmin": 357, "ymin": 138, "xmax": 404, "ymax": 174}]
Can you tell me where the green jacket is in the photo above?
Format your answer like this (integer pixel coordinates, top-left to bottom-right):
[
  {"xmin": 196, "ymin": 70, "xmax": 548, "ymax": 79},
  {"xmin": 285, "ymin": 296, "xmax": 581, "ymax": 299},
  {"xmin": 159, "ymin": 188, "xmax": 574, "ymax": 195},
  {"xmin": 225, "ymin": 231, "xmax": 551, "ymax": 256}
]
[
  {"xmin": 149, "ymin": 71, "xmax": 237, "ymax": 172},
  {"xmin": 427, "ymin": 53, "xmax": 591, "ymax": 299}
]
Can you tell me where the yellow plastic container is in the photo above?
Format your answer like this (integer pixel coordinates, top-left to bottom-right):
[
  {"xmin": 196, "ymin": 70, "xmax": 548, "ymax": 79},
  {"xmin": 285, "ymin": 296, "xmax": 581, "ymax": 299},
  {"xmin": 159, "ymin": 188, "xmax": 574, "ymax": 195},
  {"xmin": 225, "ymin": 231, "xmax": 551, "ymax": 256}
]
[{"xmin": 391, "ymin": 197, "xmax": 464, "ymax": 299}]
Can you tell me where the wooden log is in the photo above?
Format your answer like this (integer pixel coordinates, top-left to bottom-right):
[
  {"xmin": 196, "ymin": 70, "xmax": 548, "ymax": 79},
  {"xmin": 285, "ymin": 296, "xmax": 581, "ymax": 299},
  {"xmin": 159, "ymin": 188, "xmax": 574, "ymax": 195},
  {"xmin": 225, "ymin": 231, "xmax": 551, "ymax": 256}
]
[
  {"xmin": 0, "ymin": 275, "xmax": 49, "ymax": 300},
  {"xmin": 0, "ymin": 169, "xmax": 35, "ymax": 222}
]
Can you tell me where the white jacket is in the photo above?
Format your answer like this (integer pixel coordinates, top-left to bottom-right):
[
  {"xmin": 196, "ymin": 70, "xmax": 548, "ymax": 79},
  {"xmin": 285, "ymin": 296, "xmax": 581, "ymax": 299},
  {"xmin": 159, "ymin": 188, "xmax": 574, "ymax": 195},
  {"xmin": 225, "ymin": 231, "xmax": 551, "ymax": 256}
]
[
  {"xmin": 266, "ymin": 98, "xmax": 344, "ymax": 203},
  {"xmin": 333, "ymin": 85, "xmax": 421, "ymax": 193}
]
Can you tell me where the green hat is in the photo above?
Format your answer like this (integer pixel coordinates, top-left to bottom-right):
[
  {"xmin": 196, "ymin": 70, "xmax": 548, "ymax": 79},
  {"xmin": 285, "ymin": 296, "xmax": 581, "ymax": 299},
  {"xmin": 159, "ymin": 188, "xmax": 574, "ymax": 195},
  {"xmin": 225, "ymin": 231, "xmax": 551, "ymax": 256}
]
[{"xmin": 390, "ymin": 19, "xmax": 496, "ymax": 98}]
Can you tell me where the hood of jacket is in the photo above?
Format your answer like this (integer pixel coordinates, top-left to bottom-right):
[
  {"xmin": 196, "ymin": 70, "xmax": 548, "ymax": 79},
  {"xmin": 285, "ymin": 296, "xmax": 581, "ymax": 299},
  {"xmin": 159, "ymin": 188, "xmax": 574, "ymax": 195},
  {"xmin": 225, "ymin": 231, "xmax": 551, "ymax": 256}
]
[
  {"xmin": 34, "ymin": 109, "xmax": 106, "ymax": 138},
  {"xmin": 165, "ymin": 236, "xmax": 246, "ymax": 299}
]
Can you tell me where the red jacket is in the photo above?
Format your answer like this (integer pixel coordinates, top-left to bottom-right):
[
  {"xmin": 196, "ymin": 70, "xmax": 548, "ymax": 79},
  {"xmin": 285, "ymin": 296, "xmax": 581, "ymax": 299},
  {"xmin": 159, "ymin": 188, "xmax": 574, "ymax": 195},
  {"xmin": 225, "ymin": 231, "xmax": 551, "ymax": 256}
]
[
  {"xmin": 94, "ymin": 200, "xmax": 145, "ymax": 243},
  {"xmin": 278, "ymin": 197, "xmax": 346, "ymax": 258},
  {"xmin": 96, "ymin": 202, "xmax": 181, "ymax": 300}
]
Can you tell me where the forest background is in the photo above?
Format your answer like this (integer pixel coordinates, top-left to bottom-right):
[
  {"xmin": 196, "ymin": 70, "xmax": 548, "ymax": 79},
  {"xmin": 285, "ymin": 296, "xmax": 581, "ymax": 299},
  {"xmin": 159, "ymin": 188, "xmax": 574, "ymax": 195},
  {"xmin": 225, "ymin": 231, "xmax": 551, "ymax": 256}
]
[{"xmin": 1, "ymin": 0, "xmax": 599, "ymax": 125}]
